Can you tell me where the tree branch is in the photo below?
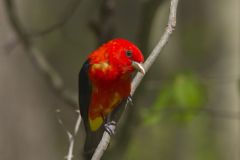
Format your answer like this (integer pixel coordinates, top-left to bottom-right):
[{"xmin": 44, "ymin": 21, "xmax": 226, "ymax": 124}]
[
  {"xmin": 56, "ymin": 109, "xmax": 81, "ymax": 160},
  {"xmin": 30, "ymin": 47, "xmax": 78, "ymax": 107},
  {"xmin": 91, "ymin": 0, "xmax": 180, "ymax": 159},
  {"xmin": 4, "ymin": 0, "xmax": 78, "ymax": 108},
  {"xmin": 138, "ymin": 0, "xmax": 165, "ymax": 53}
]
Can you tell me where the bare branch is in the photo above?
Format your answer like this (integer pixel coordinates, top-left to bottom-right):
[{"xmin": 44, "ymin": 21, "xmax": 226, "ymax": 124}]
[
  {"xmin": 65, "ymin": 111, "xmax": 81, "ymax": 160},
  {"xmin": 131, "ymin": 0, "xmax": 178, "ymax": 95},
  {"xmin": 91, "ymin": 0, "xmax": 180, "ymax": 159},
  {"xmin": 56, "ymin": 109, "xmax": 82, "ymax": 160},
  {"xmin": 138, "ymin": 0, "xmax": 165, "ymax": 53},
  {"xmin": 91, "ymin": 129, "xmax": 115, "ymax": 160},
  {"xmin": 4, "ymin": 0, "xmax": 78, "ymax": 108},
  {"xmin": 30, "ymin": 47, "xmax": 78, "ymax": 107}
]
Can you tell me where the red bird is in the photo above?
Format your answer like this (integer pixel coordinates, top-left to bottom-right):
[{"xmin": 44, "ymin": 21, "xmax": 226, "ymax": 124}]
[{"xmin": 79, "ymin": 38, "xmax": 145, "ymax": 158}]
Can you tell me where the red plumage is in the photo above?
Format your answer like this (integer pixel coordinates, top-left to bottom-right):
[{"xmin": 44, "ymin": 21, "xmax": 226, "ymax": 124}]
[
  {"xmin": 79, "ymin": 38, "xmax": 144, "ymax": 158},
  {"xmin": 88, "ymin": 39, "xmax": 144, "ymax": 130}
]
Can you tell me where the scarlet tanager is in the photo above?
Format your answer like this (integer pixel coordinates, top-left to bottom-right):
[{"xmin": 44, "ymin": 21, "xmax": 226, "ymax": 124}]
[{"xmin": 78, "ymin": 38, "xmax": 145, "ymax": 158}]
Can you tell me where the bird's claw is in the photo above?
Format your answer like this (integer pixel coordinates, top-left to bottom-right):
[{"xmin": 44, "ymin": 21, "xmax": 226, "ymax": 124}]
[
  {"xmin": 104, "ymin": 121, "xmax": 116, "ymax": 136},
  {"xmin": 127, "ymin": 96, "xmax": 133, "ymax": 105}
]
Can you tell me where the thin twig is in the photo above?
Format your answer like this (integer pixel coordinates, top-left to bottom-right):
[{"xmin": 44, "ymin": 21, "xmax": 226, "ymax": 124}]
[
  {"xmin": 30, "ymin": 47, "xmax": 78, "ymax": 107},
  {"xmin": 138, "ymin": 0, "xmax": 165, "ymax": 53},
  {"xmin": 56, "ymin": 109, "xmax": 82, "ymax": 160},
  {"xmin": 65, "ymin": 111, "xmax": 81, "ymax": 160},
  {"xmin": 131, "ymin": 0, "xmax": 178, "ymax": 95},
  {"xmin": 91, "ymin": 0, "xmax": 180, "ymax": 159}
]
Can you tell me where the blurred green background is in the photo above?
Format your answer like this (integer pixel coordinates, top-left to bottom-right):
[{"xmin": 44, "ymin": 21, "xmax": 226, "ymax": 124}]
[{"xmin": 0, "ymin": 0, "xmax": 239, "ymax": 160}]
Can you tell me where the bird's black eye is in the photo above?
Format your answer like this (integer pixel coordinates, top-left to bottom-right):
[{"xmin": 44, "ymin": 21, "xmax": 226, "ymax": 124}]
[{"xmin": 126, "ymin": 50, "xmax": 132, "ymax": 58}]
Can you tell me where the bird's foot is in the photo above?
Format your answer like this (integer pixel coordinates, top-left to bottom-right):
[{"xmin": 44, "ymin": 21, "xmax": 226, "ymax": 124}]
[
  {"xmin": 104, "ymin": 121, "xmax": 116, "ymax": 136},
  {"xmin": 127, "ymin": 96, "xmax": 133, "ymax": 105}
]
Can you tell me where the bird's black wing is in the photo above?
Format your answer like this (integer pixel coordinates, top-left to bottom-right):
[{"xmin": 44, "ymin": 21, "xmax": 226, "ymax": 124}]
[
  {"xmin": 78, "ymin": 60, "xmax": 105, "ymax": 159},
  {"xmin": 79, "ymin": 60, "xmax": 92, "ymax": 130}
]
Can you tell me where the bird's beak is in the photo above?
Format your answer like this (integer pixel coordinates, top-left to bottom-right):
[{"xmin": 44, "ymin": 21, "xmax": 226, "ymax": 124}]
[{"xmin": 132, "ymin": 61, "xmax": 145, "ymax": 75}]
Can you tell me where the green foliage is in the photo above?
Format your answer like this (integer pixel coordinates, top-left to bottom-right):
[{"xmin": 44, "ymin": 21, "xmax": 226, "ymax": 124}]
[
  {"xmin": 173, "ymin": 73, "xmax": 205, "ymax": 109},
  {"xmin": 143, "ymin": 72, "xmax": 206, "ymax": 124}
]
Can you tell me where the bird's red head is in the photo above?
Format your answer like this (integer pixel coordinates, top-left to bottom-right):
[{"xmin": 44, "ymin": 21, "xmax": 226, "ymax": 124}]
[{"xmin": 89, "ymin": 38, "xmax": 145, "ymax": 78}]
